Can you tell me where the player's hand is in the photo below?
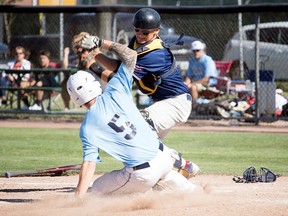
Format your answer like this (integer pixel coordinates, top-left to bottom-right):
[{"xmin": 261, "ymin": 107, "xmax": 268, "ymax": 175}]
[
  {"xmin": 64, "ymin": 47, "xmax": 70, "ymax": 55},
  {"xmin": 81, "ymin": 35, "xmax": 103, "ymax": 49}
]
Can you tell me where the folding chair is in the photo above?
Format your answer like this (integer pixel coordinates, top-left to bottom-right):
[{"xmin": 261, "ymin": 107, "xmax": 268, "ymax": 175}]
[
  {"xmin": 199, "ymin": 60, "xmax": 233, "ymax": 99},
  {"xmin": 214, "ymin": 61, "xmax": 233, "ymax": 94}
]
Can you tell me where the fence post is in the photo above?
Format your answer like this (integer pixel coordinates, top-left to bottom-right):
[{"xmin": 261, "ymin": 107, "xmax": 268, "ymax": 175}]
[{"xmin": 254, "ymin": 13, "xmax": 260, "ymax": 125}]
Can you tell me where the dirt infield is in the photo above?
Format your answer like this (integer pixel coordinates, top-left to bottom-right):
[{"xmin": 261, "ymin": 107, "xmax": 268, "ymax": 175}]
[
  {"xmin": 0, "ymin": 119, "xmax": 287, "ymax": 215},
  {"xmin": 0, "ymin": 174, "xmax": 287, "ymax": 216}
]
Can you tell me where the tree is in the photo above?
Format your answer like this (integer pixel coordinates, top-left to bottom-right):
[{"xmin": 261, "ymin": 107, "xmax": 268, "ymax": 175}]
[{"xmin": 1, "ymin": 0, "xmax": 18, "ymax": 43}]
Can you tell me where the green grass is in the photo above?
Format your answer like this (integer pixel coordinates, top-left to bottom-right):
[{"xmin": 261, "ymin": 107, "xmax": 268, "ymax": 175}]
[
  {"xmin": 0, "ymin": 127, "xmax": 287, "ymax": 177},
  {"xmin": 163, "ymin": 131, "xmax": 288, "ymax": 175}
]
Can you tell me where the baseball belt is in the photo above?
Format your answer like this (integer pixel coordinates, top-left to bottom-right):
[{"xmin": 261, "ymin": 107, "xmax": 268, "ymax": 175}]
[{"xmin": 133, "ymin": 142, "xmax": 164, "ymax": 171}]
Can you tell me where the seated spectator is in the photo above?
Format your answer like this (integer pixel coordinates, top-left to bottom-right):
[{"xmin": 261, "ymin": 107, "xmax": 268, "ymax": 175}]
[
  {"xmin": 29, "ymin": 50, "xmax": 60, "ymax": 111},
  {"xmin": 29, "ymin": 50, "xmax": 72, "ymax": 111},
  {"xmin": 184, "ymin": 40, "xmax": 218, "ymax": 104},
  {"xmin": 0, "ymin": 46, "xmax": 32, "ymax": 109}
]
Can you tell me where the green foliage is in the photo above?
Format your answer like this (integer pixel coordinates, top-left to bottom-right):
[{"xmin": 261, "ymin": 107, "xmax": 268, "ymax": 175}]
[
  {"xmin": 276, "ymin": 80, "xmax": 288, "ymax": 94},
  {"xmin": 10, "ymin": 13, "xmax": 40, "ymax": 36},
  {"xmin": 0, "ymin": 127, "xmax": 287, "ymax": 177}
]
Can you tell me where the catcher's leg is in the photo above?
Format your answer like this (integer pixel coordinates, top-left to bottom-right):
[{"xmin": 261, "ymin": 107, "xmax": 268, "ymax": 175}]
[
  {"xmin": 140, "ymin": 110, "xmax": 200, "ymax": 179},
  {"xmin": 139, "ymin": 109, "xmax": 157, "ymax": 132}
]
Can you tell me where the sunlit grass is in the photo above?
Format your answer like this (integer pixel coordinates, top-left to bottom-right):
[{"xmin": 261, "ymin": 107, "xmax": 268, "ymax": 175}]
[{"xmin": 0, "ymin": 127, "xmax": 287, "ymax": 176}]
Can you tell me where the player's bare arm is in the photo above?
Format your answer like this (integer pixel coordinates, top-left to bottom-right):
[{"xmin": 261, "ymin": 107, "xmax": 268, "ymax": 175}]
[
  {"xmin": 79, "ymin": 34, "xmax": 136, "ymax": 80},
  {"xmin": 75, "ymin": 161, "xmax": 96, "ymax": 198},
  {"xmin": 107, "ymin": 42, "xmax": 137, "ymax": 73},
  {"xmin": 94, "ymin": 52, "xmax": 120, "ymax": 71}
]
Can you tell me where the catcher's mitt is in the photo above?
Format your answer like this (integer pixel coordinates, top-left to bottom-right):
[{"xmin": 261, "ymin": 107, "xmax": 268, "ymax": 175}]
[{"xmin": 72, "ymin": 32, "xmax": 90, "ymax": 54}]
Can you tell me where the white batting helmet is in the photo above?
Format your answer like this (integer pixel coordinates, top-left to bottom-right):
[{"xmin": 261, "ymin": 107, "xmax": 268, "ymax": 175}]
[{"xmin": 67, "ymin": 70, "xmax": 102, "ymax": 107}]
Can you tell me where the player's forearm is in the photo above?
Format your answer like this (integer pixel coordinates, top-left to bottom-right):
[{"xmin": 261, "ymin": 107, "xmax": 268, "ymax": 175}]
[
  {"xmin": 101, "ymin": 40, "xmax": 137, "ymax": 73},
  {"xmin": 93, "ymin": 53, "xmax": 118, "ymax": 82},
  {"xmin": 95, "ymin": 52, "xmax": 119, "ymax": 71},
  {"xmin": 75, "ymin": 160, "xmax": 96, "ymax": 198}
]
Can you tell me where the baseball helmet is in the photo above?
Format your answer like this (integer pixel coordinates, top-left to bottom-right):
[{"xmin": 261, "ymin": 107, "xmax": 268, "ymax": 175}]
[
  {"xmin": 67, "ymin": 70, "xmax": 102, "ymax": 107},
  {"xmin": 132, "ymin": 8, "xmax": 161, "ymax": 30},
  {"xmin": 243, "ymin": 166, "xmax": 258, "ymax": 182}
]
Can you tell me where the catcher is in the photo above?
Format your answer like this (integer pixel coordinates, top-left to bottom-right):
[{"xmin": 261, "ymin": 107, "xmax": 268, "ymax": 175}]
[{"xmin": 67, "ymin": 38, "xmax": 201, "ymax": 197}]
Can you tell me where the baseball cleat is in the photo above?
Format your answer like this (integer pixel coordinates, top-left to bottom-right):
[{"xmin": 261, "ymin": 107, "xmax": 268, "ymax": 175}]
[{"xmin": 179, "ymin": 160, "xmax": 200, "ymax": 179}]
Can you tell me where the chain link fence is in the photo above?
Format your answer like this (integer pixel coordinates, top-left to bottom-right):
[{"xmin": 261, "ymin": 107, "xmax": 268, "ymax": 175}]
[{"xmin": 0, "ymin": 4, "xmax": 288, "ymax": 125}]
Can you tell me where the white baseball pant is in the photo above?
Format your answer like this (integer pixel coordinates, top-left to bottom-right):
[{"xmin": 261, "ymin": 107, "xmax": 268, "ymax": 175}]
[
  {"xmin": 145, "ymin": 93, "xmax": 192, "ymax": 139},
  {"xmin": 91, "ymin": 143, "xmax": 197, "ymax": 195}
]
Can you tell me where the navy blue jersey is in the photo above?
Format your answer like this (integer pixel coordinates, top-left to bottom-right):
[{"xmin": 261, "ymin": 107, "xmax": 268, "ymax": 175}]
[{"xmin": 129, "ymin": 37, "xmax": 189, "ymax": 101}]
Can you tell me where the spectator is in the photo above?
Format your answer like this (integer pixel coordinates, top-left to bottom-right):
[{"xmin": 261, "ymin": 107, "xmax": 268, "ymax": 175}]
[
  {"xmin": 0, "ymin": 46, "xmax": 32, "ymax": 108},
  {"xmin": 67, "ymin": 39, "xmax": 201, "ymax": 197},
  {"xmin": 29, "ymin": 49, "xmax": 77, "ymax": 111},
  {"xmin": 28, "ymin": 50, "xmax": 60, "ymax": 111},
  {"xmin": 184, "ymin": 40, "xmax": 218, "ymax": 104},
  {"xmin": 74, "ymin": 8, "xmax": 200, "ymax": 179}
]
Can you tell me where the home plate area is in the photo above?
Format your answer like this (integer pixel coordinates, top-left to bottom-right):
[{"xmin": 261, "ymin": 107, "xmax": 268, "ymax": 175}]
[{"xmin": 0, "ymin": 174, "xmax": 287, "ymax": 216}]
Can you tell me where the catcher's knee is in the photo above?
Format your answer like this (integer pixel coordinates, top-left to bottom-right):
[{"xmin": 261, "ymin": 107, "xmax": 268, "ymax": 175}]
[{"xmin": 140, "ymin": 109, "xmax": 156, "ymax": 131}]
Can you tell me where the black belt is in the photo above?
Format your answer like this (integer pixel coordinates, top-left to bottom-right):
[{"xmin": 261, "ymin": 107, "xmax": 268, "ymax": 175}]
[{"xmin": 133, "ymin": 143, "xmax": 164, "ymax": 171}]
